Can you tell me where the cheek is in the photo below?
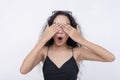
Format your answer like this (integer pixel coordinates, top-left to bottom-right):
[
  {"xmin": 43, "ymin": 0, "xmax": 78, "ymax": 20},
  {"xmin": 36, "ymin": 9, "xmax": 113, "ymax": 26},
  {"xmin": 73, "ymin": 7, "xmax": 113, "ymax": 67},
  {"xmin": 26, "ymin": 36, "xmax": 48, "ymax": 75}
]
[
  {"xmin": 64, "ymin": 34, "xmax": 69, "ymax": 40},
  {"xmin": 53, "ymin": 35, "xmax": 57, "ymax": 40}
]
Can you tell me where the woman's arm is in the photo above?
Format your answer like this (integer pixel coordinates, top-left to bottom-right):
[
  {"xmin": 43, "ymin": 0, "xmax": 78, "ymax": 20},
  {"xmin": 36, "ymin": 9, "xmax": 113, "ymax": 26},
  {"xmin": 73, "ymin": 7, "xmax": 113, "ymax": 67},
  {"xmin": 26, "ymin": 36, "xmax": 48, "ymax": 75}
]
[
  {"xmin": 62, "ymin": 25, "xmax": 115, "ymax": 62},
  {"xmin": 78, "ymin": 40, "xmax": 115, "ymax": 62},
  {"xmin": 20, "ymin": 24, "xmax": 60, "ymax": 74},
  {"xmin": 20, "ymin": 40, "xmax": 46, "ymax": 74}
]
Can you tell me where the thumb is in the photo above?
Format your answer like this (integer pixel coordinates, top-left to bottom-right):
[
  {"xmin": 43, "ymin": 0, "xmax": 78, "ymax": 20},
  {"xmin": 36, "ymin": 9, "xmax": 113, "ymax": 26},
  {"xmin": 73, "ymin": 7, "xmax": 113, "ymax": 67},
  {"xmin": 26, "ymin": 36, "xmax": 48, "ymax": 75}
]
[
  {"xmin": 45, "ymin": 24, "xmax": 50, "ymax": 29},
  {"xmin": 47, "ymin": 24, "xmax": 49, "ymax": 27},
  {"xmin": 76, "ymin": 25, "xmax": 80, "ymax": 32}
]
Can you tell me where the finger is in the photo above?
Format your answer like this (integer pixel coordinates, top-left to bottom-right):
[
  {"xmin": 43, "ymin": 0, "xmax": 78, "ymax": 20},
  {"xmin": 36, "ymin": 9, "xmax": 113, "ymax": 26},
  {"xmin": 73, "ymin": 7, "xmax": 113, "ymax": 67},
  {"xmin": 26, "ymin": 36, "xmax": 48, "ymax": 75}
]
[
  {"xmin": 63, "ymin": 24, "xmax": 76, "ymax": 33},
  {"xmin": 65, "ymin": 24, "xmax": 76, "ymax": 30},
  {"xmin": 49, "ymin": 24, "xmax": 58, "ymax": 31},
  {"xmin": 62, "ymin": 24, "xmax": 71, "ymax": 34},
  {"xmin": 51, "ymin": 23, "xmax": 60, "ymax": 29},
  {"xmin": 50, "ymin": 24, "xmax": 60, "ymax": 34},
  {"xmin": 45, "ymin": 24, "xmax": 58, "ymax": 35},
  {"xmin": 62, "ymin": 24, "xmax": 68, "ymax": 30}
]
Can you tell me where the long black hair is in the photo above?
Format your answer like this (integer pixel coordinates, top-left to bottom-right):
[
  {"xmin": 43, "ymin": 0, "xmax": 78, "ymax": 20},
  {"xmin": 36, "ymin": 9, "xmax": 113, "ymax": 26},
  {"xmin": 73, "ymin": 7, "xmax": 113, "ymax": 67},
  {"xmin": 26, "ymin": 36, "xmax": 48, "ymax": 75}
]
[{"xmin": 43, "ymin": 10, "xmax": 81, "ymax": 47}]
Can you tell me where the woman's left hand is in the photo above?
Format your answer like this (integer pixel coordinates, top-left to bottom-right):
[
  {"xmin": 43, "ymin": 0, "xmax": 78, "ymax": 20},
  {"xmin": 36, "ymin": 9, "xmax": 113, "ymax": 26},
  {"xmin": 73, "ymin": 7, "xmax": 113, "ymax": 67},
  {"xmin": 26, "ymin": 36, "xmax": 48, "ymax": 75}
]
[{"xmin": 62, "ymin": 24, "xmax": 85, "ymax": 43}]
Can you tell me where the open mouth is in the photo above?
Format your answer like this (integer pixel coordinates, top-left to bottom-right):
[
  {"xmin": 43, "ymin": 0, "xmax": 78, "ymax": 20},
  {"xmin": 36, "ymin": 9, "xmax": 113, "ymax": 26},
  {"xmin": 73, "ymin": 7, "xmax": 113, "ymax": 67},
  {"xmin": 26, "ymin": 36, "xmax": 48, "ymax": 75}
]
[{"xmin": 58, "ymin": 37, "xmax": 63, "ymax": 40}]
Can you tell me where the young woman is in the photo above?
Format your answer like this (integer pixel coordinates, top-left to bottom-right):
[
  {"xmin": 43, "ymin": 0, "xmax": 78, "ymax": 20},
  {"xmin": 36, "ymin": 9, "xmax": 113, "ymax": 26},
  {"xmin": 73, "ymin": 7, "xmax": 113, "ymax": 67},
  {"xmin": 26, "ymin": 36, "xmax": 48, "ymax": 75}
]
[{"xmin": 20, "ymin": 11, "xmax": 115, "ymax": 80}]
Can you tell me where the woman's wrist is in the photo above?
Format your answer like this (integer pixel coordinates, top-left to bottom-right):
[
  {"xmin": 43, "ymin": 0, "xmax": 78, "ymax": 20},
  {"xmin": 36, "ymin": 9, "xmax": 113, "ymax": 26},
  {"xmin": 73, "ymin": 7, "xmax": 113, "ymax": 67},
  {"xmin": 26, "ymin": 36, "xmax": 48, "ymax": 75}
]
[
  {"xmin": 38, "ymin": 38, "xmax": 47, "ymax": 46},
  {"xmin": 77, "ymin": 38, "xmax": 87, "ymax": 46}
]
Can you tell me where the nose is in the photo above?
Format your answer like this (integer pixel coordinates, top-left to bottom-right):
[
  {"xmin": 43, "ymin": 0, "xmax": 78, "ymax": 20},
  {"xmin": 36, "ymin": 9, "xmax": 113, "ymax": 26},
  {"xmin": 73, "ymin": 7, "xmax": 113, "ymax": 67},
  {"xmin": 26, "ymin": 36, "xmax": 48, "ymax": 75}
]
[{"xmin": 58, "ymin": 27, "xmax": 63, "ymax": 33}]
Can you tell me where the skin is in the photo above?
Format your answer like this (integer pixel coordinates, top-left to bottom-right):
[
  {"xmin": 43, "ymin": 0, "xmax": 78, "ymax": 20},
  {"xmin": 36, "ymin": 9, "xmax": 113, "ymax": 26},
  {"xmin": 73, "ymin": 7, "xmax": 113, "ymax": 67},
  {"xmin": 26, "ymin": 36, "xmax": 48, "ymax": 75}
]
[{"xmin": 20, "ymin": 15, "xmax": 115, "ymax": 74}]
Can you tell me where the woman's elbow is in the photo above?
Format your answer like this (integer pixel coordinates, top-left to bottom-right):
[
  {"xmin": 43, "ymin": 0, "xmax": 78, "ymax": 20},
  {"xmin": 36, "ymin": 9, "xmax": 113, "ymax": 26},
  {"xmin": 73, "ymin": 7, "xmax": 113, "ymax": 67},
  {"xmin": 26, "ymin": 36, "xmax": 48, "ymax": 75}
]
[
  {"xmin": 20, "ymin": 70, "xmax": 27, "ymax": 74},
  {"xmin": 109, "ymin": 56, "xmax": 115, "ymax": 62},
  {"xmin": 20, "ymin": 67, "xmax": 29, "ymax": 74},
  {"xmin": 106, "ymin": 55, "xmax": 116, "ymax": 62}
]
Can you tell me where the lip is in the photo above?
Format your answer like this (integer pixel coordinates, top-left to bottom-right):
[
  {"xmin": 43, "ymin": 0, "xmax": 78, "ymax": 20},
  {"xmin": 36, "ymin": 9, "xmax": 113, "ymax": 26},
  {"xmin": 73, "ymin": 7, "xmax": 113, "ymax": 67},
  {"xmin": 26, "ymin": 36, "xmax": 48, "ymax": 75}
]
[{"xmin": 53, "ymin": 33, "xmax": 67, "ymax": 43}]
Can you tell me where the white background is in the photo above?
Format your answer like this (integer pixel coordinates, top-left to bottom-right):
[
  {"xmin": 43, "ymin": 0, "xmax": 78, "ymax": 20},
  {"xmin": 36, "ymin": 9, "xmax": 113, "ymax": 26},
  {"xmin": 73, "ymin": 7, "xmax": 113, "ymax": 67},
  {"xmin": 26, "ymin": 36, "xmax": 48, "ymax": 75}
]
[{"xmin": 0, "ymin": 0, "xmax": 120, "ymax": 80}]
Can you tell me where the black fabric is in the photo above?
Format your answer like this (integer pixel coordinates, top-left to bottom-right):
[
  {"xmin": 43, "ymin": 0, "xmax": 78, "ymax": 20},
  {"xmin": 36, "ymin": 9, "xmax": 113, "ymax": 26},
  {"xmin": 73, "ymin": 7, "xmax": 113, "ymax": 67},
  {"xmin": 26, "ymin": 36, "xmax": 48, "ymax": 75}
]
[{"xmin": 42, "ymin": 48, "xmax": 79, "ymax": 80}]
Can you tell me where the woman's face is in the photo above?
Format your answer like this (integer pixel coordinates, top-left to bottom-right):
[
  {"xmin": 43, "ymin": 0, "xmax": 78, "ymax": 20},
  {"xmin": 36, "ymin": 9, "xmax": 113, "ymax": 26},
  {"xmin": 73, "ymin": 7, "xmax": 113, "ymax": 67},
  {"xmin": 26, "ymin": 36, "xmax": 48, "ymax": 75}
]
[{"xmin": 53, "ymin": 15, "xmax": 70, "ymax": 46}]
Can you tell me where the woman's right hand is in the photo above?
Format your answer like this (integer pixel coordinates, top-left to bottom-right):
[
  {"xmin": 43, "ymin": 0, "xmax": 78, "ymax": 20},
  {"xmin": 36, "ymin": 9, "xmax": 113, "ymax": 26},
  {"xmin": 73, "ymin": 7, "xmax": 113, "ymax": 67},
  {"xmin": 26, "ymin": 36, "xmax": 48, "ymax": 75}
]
[{"xmin": 40, "ymin": 23, "xmax": 60, "ymax": 44}]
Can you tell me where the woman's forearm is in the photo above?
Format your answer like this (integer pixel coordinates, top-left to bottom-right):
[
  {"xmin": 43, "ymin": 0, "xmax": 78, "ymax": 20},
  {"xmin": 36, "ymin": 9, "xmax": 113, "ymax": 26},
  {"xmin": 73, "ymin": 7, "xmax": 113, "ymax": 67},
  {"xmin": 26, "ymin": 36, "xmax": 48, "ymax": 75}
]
[
  {"xmin": 79, "ymin": 39, "xmax": 115, "ymax": 61},
  {"xmin": 20, "ymin": 39, "xmax": 46, "ymax": 74}
]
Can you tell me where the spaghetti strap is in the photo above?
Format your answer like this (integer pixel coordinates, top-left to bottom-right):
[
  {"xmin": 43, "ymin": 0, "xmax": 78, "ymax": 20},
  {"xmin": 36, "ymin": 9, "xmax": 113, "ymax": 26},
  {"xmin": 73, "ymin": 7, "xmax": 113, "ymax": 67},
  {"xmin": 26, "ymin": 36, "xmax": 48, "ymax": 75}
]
[
  {"xmin": 43, "ymin": 46, "xmax": 79, "ymax": 80},
  {"xmin": 47, "ymin": 47, "xmax": 49, "ymax": 56},
  {"xmin": 72, "ymin": 47, "xmax": 74, "ymax": 57}
]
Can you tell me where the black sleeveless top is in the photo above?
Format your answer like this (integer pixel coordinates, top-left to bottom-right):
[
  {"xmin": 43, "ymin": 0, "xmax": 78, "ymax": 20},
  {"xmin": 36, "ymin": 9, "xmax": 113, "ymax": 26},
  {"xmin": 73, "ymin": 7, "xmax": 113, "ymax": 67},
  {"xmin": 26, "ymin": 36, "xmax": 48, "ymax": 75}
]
[{"xmin": 43, "ymin": 47, "xmax": 79, "ymax": 80}]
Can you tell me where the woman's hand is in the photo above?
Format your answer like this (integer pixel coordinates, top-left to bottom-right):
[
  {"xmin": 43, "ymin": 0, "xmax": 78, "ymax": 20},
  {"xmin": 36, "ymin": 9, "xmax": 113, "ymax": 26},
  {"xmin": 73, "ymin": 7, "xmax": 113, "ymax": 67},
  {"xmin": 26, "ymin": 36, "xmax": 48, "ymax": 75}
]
[
  {"xmin": 62, "ymin": 24, "xmax": 85, "ymax": 43},
  {"xmin": 40, "ymin": 23, "xmax": 60, "ymax": 43}
]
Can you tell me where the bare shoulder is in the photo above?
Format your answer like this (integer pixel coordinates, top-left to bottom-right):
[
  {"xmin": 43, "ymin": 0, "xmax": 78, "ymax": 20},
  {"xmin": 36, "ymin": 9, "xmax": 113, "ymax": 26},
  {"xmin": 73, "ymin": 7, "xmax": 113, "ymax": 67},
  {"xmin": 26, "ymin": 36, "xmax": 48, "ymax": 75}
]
[
  {"xmin": 73, "ymin": 47, "xmax": 85, "ymax": 55},
  {"xmin": 74, "ymin": 46, "xmax": 89, "ymax": 53}
]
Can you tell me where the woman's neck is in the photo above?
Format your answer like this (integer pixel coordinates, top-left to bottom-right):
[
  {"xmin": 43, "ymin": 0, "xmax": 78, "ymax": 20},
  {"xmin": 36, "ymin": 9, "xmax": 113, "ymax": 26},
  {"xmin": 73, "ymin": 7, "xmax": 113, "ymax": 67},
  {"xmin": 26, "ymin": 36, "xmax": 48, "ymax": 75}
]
[{"xmin": 51, "ymin": 43, "xmax": 71, "ymax": 50}]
